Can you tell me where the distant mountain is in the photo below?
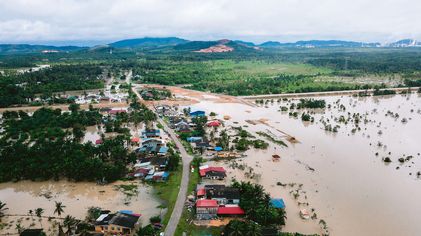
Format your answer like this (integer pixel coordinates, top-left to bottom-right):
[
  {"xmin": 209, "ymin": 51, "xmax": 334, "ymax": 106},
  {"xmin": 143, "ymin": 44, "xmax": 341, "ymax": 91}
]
[
  {"xmin": 259, "ymin": 40, "xmax": 381, "ymax": 48},
  {"xmin": 233, "ymin": 40, "xmax": 256, "ymax": 47},
  {"xmin": 259, "ymin": 41, "xmax": 282, "ymax": 47},
  {"xmin": 0, "ymin": 44, "xmax": 84, "ymax": 54},
  {"xmin": 174, "ymin": 39, "xmax": 259, "ymax": 53},
  {"xmin": 109, "ymin": 37, "xmax": 188, "ymax": 48},
  {"xmin": 388, "ymin": 39, "xmax": 421, "ymax": 47}
]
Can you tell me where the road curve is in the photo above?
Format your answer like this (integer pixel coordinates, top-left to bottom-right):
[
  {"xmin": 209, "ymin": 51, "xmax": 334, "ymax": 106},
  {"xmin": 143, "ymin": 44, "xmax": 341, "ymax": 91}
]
[{"xmin": 133, "ymin": 86, "xmax": 192, "ymax": 236}]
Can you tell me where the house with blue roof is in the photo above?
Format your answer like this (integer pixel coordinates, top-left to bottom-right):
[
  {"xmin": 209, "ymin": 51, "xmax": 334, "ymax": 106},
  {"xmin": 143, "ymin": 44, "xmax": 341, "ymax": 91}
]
[
  {"xmin": 270, "ymin": 198, "xmax": 286, "ymax": 209},
  {"xmin": 189, "ymin": 110, "xmax": 205, "ymax": 118},
  {"xmin": 187, "ymin": 137, "xmax": 203, "ymax": 143},
  {"xmin": 141, "ymin": 129, "xmax": 161, "ymax": 138},
  {"xmin": 158, "ymin": 146, "xmax": 169, "ymax": 156}
]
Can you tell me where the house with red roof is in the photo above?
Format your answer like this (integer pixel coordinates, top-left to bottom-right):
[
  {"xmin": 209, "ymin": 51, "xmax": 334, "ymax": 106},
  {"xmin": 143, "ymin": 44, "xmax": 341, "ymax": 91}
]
[
  {"xmin": 217, "ymin": 206, "xmax": 245, "ymax": 215},
  {"xmin": 195, "ymin": 184, "xmax": 245, "ymax": 219},
  {"xmin": 199, "ymin": 166, "xmax": 226, "ymax": 180},
  {"xmin": 206, "ymin": 120, "xmax": 221, "ymax": 127},
  {"xmin": 196, "ymin": 199, "xmax": 218, "ymax": 219}
]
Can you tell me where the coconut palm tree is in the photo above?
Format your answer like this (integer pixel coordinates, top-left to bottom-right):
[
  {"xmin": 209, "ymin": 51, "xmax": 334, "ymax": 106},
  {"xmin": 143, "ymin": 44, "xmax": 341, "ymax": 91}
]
[
  {"xmin": 246, "ymin": 223, "xmax": 262, "ymax": 236},
  {"xmin": 35, "ymin": 208, "xmax": 44, "ymax": 228},
  {"xmin": 227, "ymin": 220, "xmax": 244, "ymax": 236},
  {"xmin": 54, "ymin": 202, "xmax": 66, "ymax": 218},
  {"xmin": 0, "ymin": 201, "xmax": 8, "ymax": 220},
  {"xmin": 63, "ymin": 215, "xmax": 77, "ymax": 236}
]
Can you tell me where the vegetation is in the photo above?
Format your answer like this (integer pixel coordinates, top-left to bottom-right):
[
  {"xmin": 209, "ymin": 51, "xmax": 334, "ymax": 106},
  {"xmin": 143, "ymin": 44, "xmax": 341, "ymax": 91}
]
[
  {"xmin": 256, "ymin": 131, "xmax": 287, "ymax": 147},
  {"xmin": 373, "ymin": 89, "xmax": 396, "ymax": 96},
  {"xmin": 0, "ymin": 64, "xmax": 104, "ymax": 107},
  {"xmin": 0, "ymin": 102, "xmax": 157, "ymax": 182},
  {"xmin": 297, "ymin": 99, "xmax": 326, "ymax": 109},
  {"xmin": 232, "ymin": 181, "xmax": 286, "ymax": 226}
]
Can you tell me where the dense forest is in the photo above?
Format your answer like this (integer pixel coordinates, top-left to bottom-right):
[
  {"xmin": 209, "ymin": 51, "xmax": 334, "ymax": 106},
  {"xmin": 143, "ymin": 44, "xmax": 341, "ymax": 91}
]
[
  {"xmin": 0, "ymin": 102, "xmax": 156, "ymax": 182},
  {"xmin": 0, "ymin": 64, "xmax": 104, "ymax": 107}
]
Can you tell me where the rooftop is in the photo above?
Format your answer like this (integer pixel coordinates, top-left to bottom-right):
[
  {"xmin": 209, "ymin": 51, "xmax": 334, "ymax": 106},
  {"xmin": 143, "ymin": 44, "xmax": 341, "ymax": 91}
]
[
  {"xmin": 196, "ymin": 199, "xmax": 218, "ymax": 207},
  {"xmin": 108, "ymin": 213, "xmax": 140, "ymax": 229},
  {"xmin": 217, "ymin": 206, "xmax": 245, "ymax": 215}
]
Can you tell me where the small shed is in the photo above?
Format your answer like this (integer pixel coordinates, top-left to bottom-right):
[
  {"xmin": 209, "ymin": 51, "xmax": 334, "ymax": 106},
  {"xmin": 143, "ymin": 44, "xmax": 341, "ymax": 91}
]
[{"xmin": 270, "ymin": 198, "xmax": 286, "ymax": 209}]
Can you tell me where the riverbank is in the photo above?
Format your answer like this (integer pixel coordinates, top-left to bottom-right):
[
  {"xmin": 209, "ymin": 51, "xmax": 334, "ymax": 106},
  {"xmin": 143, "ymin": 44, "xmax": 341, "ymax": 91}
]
[{"xmin": 239, "ymin": 86, "xmax": 420, "ymax": 99}]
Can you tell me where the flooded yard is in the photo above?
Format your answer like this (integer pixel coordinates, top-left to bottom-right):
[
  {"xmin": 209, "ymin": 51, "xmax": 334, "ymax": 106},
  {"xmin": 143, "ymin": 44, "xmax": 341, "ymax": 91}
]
[
  {"xmin": 0, "ymin": 180, "xmax": 162, "ymax": 234},
  {"xmin": 190, "ymin": 93, "xmax": 421, "ymax": 236}
]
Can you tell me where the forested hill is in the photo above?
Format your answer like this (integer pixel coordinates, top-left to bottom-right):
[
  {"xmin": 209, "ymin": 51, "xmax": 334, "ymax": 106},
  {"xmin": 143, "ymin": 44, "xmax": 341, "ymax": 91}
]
[{"xmin": 0, "ymin": 44, "xmax": 85, "ymax": 54}]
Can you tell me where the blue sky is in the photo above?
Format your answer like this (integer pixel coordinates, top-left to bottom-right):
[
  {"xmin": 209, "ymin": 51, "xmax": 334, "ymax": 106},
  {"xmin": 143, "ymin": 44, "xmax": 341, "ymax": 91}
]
[{"xmin": 0, "ymin": 0, "xmax": 420, "ymax": 46}]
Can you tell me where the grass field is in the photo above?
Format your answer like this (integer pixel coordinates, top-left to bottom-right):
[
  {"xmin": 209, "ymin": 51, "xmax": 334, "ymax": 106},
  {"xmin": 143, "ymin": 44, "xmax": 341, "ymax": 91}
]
[{"xmin": 151, "ymin": 166, "xmax": 182, "ymax": 228}]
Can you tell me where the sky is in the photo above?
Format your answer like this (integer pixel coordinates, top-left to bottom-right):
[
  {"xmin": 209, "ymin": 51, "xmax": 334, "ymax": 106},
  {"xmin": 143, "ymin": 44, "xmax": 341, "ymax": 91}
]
[{"xmin": 0, "ymin": 0, "xmax": 420, "ymax": 46}]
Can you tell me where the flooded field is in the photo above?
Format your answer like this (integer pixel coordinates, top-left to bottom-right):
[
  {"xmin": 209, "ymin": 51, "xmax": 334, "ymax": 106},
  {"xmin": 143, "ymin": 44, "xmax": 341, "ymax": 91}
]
[
  {"xmin": 191, "ymin": 93, "xmax": 421, "ymax": 236},
  {"xmin": 0, "ymin": 180, "xmax": 162, "ymax": 234}
]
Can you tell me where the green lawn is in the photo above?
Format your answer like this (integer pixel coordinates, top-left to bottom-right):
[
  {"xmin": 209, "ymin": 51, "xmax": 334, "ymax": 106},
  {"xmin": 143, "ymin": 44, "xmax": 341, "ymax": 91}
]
[{"xmin": 151, "ymin": 166, "xmax": 182, "ymax": 228}]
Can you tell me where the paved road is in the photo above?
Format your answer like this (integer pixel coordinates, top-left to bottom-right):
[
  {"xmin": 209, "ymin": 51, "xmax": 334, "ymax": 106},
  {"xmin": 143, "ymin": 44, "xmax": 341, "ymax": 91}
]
[
  {"xmin": 133, "ymin": 86, "xmax": 192, "ymax": 236},
  {"xmin": 159, "ymin": 117, "xmax": 193, "ymax": 236}
]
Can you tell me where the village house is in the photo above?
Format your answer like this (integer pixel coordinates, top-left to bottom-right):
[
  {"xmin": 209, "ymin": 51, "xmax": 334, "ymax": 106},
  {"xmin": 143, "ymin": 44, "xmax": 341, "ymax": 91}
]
[
  {"xmin": 204, "ymin": 185, "xmax": 240, "ymax": 205},
  {"xmin": 189, "ymin": 110, "xmax": 205, "ymax": 118},
  {"xmin": 186, "ymin": 136, "xmax": 203, "ymax": 143},
  {"xmin": 270, "ymin": 198, "xmax": 286, "ymax": 209},
  {"xmin": 199, "ymin": 166, "xmax": 226, "ymax": 180},
  {"xmin": 141, "ymin": 129, "xmax": 161, "ymax": 139},
  {"xmin": 195, "ymin": 199, "xmax": 218, "ymax": 220},
  {"xmin": 174, "ymin": 120, "xmax": 191, "ymax": 132},
  {"xmin": 206, "ymin": 120, "xmax": 221, "ymax": 127},
  {"xmin": 137, "ymin": 138, "xmax": 163, "ymax": 154},
  {"xmin": 196, "ymin": 185, "xmax": 245, "ymax": 219},
  {"xmin": 108, "ymin": 108, "xmax": 127, "ymax": 116},
  {"xmin": 95, "ymin": 212, "xmax": 141, "ymax": 235}
]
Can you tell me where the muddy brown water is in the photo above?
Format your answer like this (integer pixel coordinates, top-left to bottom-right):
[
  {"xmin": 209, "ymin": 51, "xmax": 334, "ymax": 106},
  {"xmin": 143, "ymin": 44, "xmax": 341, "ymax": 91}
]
[
  {"xmin": 190, "ymin": 93, "xmax": 421, "ymax": 236},
  {"xmin": 0, "ymin": 180, "xmax": 162, "ymax": 234}
]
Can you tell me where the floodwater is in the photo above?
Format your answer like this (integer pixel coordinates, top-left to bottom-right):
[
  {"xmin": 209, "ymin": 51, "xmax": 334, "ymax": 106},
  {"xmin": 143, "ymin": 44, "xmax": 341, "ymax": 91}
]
[
  {"xmin": 191, "ymin": 93, "xmax": 421, "ymax": 236},
  {"xmin": 0, "ymin": 180, "xmax": 162, "ymax": 234}
]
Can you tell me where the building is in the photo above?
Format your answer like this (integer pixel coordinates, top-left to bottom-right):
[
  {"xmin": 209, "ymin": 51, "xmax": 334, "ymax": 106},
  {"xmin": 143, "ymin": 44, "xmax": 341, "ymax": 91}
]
[
  {"xmin": 189, "ymin": 110, "xmax": 205, "ymax": 118},
  {"xmin": 108, "ymin": 109, "xmax": 127, "ymax": 115},
  {"xmin": 141, "ymin": 129, "xmax": 161, "ymax": 139},
  {"xmin": 95, "ymin": 212, "xmax": 140, "ymax": 235},
  {"xmin": 174, "ymin": 121, "xmax": 191, "ymax": 132},
  {"xmin": 270, "ymin": 198, "xmax": 286, "ymax": 209},
  {"xmin": 206, "ymin": 120, "xmax": 221, "ymax": 127},
  {"xmin": 217, "ymin": 206, "xmax": 245, "ymax": 216},
  {"xmin": 196, "ymin": 185, "xmax": 245, "ymax": 219},
  {"xmin": 199, "ymin": 166, "xmax": 226, "ymax": 180},
  {"xmin": 186, "ymin": 136, "xmax": 203, "ymax": 143},
  {"xmin": 137, "ymin": 138, "xmax": 163, "ymax": 154},
  {"xmin": 205, "ymin": 185, "xmax": 240, "ymax": 205},
  {"xmin": 196, "ymin": 199, "xmax": 218, "ymax": 219}
]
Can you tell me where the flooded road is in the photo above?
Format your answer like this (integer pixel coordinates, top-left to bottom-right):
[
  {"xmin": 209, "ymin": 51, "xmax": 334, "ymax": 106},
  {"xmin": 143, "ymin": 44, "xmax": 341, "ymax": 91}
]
[{"xmin": 190, "ymin": 93, "xmax": 421, "ymax": 236}]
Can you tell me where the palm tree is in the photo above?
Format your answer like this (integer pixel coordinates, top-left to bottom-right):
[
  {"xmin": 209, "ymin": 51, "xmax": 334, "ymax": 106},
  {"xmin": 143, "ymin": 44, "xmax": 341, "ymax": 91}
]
[
  {"xmin": 54, "ymin": 201, "xmax": 66, "ymax": 218},
  {"xmin": 246, "ymin": 222, "xmax": 262, "ymax": 236},
  {"xmin": 227, "ymin": 220, "xmax": 244, "ymax": 236},
  {"xmin": 0, "ymin": 201, "xmax": 8, "ymax": 220},
  {"xmin": 35, "ymin": 208, "xmax": 44, "ymax": 228},
  {"xmin": 63, "ymin": 215, "xmax": 77, "ymax": 235}
]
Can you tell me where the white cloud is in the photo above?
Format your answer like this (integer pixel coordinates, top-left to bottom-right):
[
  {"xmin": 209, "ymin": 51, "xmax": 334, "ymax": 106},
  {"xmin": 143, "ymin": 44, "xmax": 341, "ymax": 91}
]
[{"xmin": 0, "ymin": 0, "xmax": 420, "ymax": 44}]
